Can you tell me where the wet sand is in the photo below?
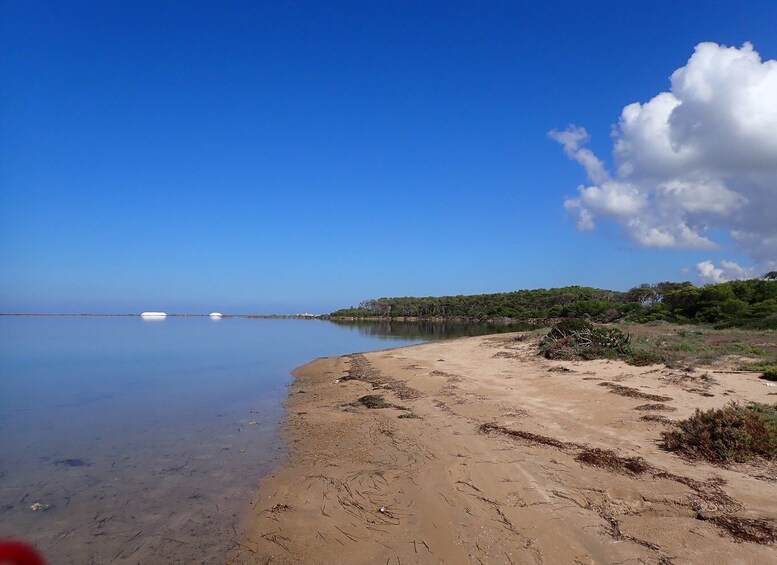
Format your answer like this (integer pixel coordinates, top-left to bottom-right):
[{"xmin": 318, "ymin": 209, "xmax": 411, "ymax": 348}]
[{"xmin": 238, "ymin": 333, "xmax": 777, "ymax": 564}]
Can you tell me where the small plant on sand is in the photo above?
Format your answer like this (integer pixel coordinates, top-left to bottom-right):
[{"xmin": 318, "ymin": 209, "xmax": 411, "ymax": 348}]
[
  {"xmin": 661, "ymin": 402, "xmax": 777, "ymax": 463},
  {"xmin": 624, "ymin": 348, "xmax": 664, "ymax": 367}
]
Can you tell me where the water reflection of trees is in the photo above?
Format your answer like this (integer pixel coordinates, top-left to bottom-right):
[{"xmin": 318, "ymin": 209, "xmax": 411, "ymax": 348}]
[{"xmin": 328, "ymin": 320, "xmax": 539, "ymax": 341}]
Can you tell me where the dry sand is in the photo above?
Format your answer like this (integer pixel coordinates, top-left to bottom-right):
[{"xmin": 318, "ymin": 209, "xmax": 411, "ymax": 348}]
[{"xmin": 236, "ymin": 333, "xmax": 777, "ymax": 564}]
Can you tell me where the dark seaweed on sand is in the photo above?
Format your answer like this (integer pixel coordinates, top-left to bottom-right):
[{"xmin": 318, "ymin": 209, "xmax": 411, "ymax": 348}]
[{"xmin": 53, "ymin": 458, "xmax": 89, "ymax": 467}]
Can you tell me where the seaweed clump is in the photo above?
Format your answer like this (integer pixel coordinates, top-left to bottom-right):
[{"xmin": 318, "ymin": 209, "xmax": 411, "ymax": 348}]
[
  {"xmin": 478, "ymin": 422, "xmax": 581, "ymax": 450},
  {"xmin": 599, "ymin": 382, "xmax": 673, "ymax": 402},
  {"xmin": 353, "ymin": 395, "xmax": 395, "ymax": 409},
  {"xmin": 634, "ymin": 403, "xmax": 676, "ymax": 412},
  {"xmin": 703, "ymin": 514, "xmax": 777, "ymax": 544},
  {"xmin": 575, "ymin": 448, "xmax": 652, "ymax": 476}
]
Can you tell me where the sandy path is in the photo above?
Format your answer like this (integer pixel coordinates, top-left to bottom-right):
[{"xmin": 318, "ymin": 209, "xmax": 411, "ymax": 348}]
[{"xmin": 235, "ymin": 334, "xmax": 777, "ymax": 564}]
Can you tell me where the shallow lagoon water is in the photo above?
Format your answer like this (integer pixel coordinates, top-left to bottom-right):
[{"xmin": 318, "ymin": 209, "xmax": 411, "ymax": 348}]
[{"xmin": 0, "ymin": 316, "xmax": 514, "ymax": 562}]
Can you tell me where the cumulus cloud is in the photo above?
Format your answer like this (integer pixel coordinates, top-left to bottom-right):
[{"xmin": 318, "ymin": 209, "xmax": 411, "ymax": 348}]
[
  {"xmin": 696, "ymin": 260, "xmax": 755, "ymax": 284},
  {"xmin": 552, "ymin": 42, "xmax": 777, "ymax": 270}
]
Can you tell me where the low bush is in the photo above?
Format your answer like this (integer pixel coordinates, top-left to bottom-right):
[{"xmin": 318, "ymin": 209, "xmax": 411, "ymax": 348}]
[
  {"xmin": 761, "ymin": 365, "xmax": 777, "ymax": 381},
  {"xmin": 625, "ymin": 348, "xmax": 664, "ymax": 366},
  {"xmin": 741, "ymin": 360, "xmax": 777, "ymax": 381},
  {"xmin": 539, "ymin": 336, "xmax": 580, "ymax": 360},
  {"xmin": 589, "ymin": 327, "xmax": 630, "ymax": 351},
  {"xmin": 545, "ymin": 318, "xmax": 593, "ymax": 339},
  {"xmin": 661, "ymin": 402, "xmax": 777, "ymax": 463},
  {"xmin": 539, "ymin": 319, "xmax": 636, "ymax": 362}
]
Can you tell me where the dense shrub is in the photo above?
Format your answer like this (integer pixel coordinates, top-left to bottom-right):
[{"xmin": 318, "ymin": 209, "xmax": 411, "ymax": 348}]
[
  {"xmin": 538, "ymin": 336, "xmax": 579, "ymax": 360},
  {"xmin": 662, "ymin": 403, "xmax": 777, "ymax": 463},
  {"xmin": 546, "ymin": 318, "xmax": 592, "ymax": 338},
  {"xmin": 539, "ymin": 320, "xmax": 631, "ymax": 361},
  {"xmin": 590, "ymin": 327, "xmax": 630, "ymax": 351}
]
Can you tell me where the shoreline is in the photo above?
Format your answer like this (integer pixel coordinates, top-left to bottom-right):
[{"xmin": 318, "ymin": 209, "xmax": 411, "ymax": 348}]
[
  {"xmin": 236, "ymin": 333, "xmax": 777, "ymax": 563},
  {"xmin": 327, "ymin": 315, "xmax": 551, "ymax": 325},
  {"xmin": 0, "ymin": 313, "xmax": 322, "ymax": 318}
]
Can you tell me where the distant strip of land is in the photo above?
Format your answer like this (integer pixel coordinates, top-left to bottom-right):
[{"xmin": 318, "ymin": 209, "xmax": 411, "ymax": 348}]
[{"xmin": 330, "ymin": 276, "xmax": 777, "ymax": 330}]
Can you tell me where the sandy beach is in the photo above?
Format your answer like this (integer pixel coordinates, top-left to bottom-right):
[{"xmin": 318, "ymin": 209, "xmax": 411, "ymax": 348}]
[{"xmin": 236, "ymin": 333, "xmax": 777, "ymax": 564}]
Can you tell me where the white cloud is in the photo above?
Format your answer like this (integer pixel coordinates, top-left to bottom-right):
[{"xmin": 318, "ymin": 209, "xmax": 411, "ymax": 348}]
[
  {"xmin": 552, "ymin": 42, "xmax": 777, "ymax": 270},
  {"xmin": 549, "ymin": 126, "xmax": 609, "ymax": 184},
  {"xmin": 696, "ymin": 260, "xmax": 755, "ymax": 284}
]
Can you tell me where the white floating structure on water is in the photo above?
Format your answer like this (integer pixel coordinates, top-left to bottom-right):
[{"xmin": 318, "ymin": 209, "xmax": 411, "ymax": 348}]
[
  {"xmin": 209, "ymin": 312, "xmax": 223, "ymax": 318},
  {"xmin": 140, "ymin": 311, "xmax": 167, "ymax": 318}
]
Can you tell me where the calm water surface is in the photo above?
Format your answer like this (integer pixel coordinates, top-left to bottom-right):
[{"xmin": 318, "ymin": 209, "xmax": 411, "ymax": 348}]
[{"xmin": 0, "ymin": 317, "xmax": 515, "ymax": 563}]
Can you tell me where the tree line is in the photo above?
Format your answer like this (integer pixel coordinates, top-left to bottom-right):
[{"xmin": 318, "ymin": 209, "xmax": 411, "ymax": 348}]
[{"xmin": 330, "ymin": 274, "xmax": 777, "ymax": 329}]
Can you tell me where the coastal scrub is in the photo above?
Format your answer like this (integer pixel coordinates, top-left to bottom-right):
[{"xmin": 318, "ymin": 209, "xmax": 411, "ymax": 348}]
[
  {"xmin": 661, "ymin": 403, "xmax": 777, "ymax": 463},
  {"xmin": 539, "ymin": 319, "xmax": 634, "ymax": 362}
]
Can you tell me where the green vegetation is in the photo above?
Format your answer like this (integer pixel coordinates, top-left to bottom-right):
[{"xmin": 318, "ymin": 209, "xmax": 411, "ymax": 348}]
[
  {"xmin": 330, "ymin": 277, "xmax": 777, "ymax": 329},
  {"xmin": 624, "ymin": 348, "xmax": 664, "ymax": 367},
  {"xmin": 538, "ymin": 319, "xmax": 668, "ymax": 366},
  {"xmin": 618, "ymin": 324, "xmax": 777, "ymax": 370},
  {"xmin": 739, "ymin": 360, "xmax": 777, "ymax": 381},
  {"xmin": 630, "ymin": 279, "xmax": 777, "ymax": 328},
  {"xmin": 662, "ymin": 403, "xmax": 777, "ymax": 463},
  {"xmin": 331, "ymin": 285, "xmax": 624, "ymax": 321},
  {"xmin": 539, "ymin": 319, "xmax": 632, "ymax": 361}
]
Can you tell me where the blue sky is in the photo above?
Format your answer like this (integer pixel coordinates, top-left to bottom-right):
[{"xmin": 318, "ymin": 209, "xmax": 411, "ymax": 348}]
[{"xmin": 2, "ymin": 1, "xmax": 776, "ymax": 313}]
